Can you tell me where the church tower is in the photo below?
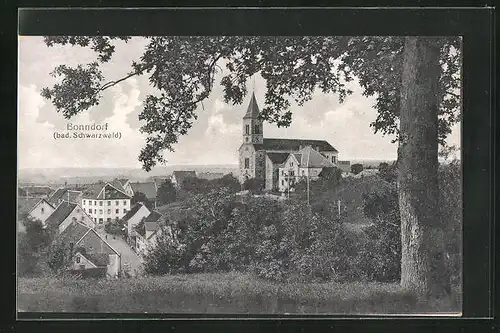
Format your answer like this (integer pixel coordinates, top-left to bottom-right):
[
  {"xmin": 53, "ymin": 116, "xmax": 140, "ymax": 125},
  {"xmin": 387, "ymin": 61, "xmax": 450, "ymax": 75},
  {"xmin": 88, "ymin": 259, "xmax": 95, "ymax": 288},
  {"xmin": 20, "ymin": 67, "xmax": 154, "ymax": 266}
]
[
  {"xmin": 238, "ymin": 92, "xmax": 266, "ymax": 183},
  {"xmin": 242, "ymin": 92, "xmax": 263, "ymax": 145}
]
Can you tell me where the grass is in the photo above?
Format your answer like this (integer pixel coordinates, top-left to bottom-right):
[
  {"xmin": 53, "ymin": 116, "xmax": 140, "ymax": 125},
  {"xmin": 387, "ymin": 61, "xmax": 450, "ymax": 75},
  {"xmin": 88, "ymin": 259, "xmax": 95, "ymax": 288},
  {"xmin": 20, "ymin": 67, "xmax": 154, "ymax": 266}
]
[{"xmin": 18, "ymin": 272, "xmax": 461, "ymax": 315}]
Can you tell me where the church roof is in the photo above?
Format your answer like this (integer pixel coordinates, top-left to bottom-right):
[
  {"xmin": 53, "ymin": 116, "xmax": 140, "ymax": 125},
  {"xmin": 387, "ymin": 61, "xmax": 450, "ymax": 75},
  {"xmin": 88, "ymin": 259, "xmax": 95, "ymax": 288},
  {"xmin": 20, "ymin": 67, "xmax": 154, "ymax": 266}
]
[
  {"xmin": 243, "ymin": 92, "xmax": 260, "ymax": 119},
  {"xmin": 297, "ymin": 146, "xmax": 336, "ymax": 168},
  {"xmin": 261, "ymin": 138, "xmax": 338, "ymax": 153},
  {"xmin": 267, "ymin": 152, "xmax": 289, "ymax": 165}
]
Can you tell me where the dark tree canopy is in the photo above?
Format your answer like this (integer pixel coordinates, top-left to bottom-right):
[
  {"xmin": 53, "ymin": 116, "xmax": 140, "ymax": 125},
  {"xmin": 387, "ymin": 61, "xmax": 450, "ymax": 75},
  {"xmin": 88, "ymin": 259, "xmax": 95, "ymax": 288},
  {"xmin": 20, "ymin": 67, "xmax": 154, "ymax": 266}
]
[
  {"xmin": 157, "ymin": 179, "xmax": 177, "ymax": 205},
  {"xmin": 41, "ymin": 36, "xmax": 461, "ymax": 171}
]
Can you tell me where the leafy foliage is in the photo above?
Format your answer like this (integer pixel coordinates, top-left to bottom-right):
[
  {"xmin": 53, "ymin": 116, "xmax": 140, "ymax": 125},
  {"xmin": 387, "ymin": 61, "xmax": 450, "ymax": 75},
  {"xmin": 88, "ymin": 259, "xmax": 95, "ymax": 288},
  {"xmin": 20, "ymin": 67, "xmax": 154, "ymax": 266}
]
[
  {"xmin": 105, "ymin": 219, "xmax": 125, "ymax": 236},
  {"xmin": 17, "ymin": 217, "xmax": 55, "ymax": 277},
  {"xmin": 242, "ymin": 177, "xmax": 265, "ymax": 193},
  {"xmin": 359, "ymin": 160, "xmax": 462, "ymax": 284},
  {"xmin": 47, "ymin": 242, "xmax": 69, "ymax": 273},
  {"xmin": 41, "ymin": 36, "xmax": 460, "ymax": 171},
  {"xmin": 157, "ymin": 179, "xmax": 177, "ymax": 205},
  {"xmin": 131, "ymin": 191, "xmax": 153, "ymax": 209},
  {"xmin": 351, "ymin": 163, "xmax": 364, "ymax": 175}
]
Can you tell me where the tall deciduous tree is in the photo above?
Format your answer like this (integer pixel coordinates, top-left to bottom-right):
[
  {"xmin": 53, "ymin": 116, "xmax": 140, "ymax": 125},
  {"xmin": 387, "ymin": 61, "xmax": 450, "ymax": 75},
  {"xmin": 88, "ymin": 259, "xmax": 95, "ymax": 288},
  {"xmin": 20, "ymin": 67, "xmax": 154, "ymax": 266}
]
[
  {"xmin": 41, "ymin": 36, "xmax": 461, "ymax": 298},
  {"xmin": 157, "ymin": 179, "xmax": 177, "ymax": 205}
]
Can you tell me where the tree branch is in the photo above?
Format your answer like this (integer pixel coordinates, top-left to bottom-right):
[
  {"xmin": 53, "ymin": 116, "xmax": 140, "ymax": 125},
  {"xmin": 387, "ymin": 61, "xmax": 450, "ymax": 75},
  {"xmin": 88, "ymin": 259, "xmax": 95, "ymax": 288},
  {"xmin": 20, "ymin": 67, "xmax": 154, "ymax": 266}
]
[{"xmin": 444, "ymin": 90, "xmax": 460, "ymax": 99}]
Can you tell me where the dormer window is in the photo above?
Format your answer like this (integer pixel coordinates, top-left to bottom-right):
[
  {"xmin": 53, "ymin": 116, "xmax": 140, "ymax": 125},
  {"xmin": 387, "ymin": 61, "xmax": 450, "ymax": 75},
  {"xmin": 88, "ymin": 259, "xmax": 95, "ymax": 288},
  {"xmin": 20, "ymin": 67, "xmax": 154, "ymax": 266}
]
[{"xmin": 41, "ymin": 207, "xmax": 44, "ymax": 214}]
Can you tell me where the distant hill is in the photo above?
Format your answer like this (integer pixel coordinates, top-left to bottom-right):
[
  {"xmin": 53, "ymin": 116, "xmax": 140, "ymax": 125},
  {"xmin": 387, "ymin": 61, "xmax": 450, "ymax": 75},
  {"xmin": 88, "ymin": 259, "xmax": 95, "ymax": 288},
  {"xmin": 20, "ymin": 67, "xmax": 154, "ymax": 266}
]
[{"xmin": 17, "ymin": 165, "xmax": 239, "ymax": 186}]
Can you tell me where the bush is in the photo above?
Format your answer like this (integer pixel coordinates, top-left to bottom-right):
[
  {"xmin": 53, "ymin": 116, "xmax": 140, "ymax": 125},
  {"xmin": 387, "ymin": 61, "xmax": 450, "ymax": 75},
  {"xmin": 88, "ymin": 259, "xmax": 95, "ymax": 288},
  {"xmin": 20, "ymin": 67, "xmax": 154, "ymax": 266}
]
[
  {"xmin": 157, "ymin": 179, "xmax": 177, "ymax": 205},
  {"xmin": 351, "ymin": 163, "xmax": 364, "ymax": 175},
  {"xmin": 105, "ymin": 219, "xmax": 125, "ymax": 236},
  {"xmin": 243, "ymin": 178, "xmax": 265, "ymax": 194},
  {"xmin": 358, "ymin": 160, "xmax": 461, "ymax": 285}
]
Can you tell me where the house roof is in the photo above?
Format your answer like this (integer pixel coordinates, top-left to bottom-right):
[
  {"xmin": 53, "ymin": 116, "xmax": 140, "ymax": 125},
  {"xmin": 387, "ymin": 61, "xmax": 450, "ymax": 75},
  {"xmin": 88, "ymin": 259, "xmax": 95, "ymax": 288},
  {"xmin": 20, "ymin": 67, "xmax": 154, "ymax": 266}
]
[
  {"xmin": 172, "ymin": 171, "xmax": 196, "ymax": 184},
  {"xmin": 81, "ymin": 183, "xmax": 130, "ymax": 200},
  {"xmin": 145, "ymin": 221, "xmax": 159, "ymax": 232},
  {"xmin": 17, "ymin": 197, "xmax": 43, "ymax": 216},
  {"xmin": 197, "ymin": 172, "xmax": 224, "ymax": 180},
  {"xmin": 27, "ymin": 198, "xmax": 55, "ymax": 215},
  {"xmin": 21, "ymin": 186, "xmax": 54, "ymax": 196},
  {"xmin": 262, "ymin": 138, "xmax": 338, "ymax": 153},
  {"xmin": 144, "ymin": 210, "xmax": 162, "ymax": 223},
  {"xmin": 115, "ymin": 178, "xmax": 129, "ymax": 187},
  {"xmin": 267, "ymin": 152, "xmax": 289, "ymax": 165},
  {"xmin": 47, "ymin": 188, "xmax": 82, "ymax": 205},
  {"xmin": 130, "ymin": 182, "xmax": 157, "ymax": 199},
  {"xmin": 110, "ymin": 180, "xmax": 127, "ymax": 193},
  {"xmin": 122, "ymin": 202, "xmax": 149, "ymax": 222},
  {"xmin": 297, "ymin": 146, "xmax": 336, "ymax": 168},
  {"xmin": 45, "ymin": 201, "xmax": 77, "ymax": 228},
  {"xmin": 84, "ymin": 252, "xmax": 110, "ymax": 267},
  {"xmin": 56, "ymin": 220, "xmax": 90, "ymax": 245},
  {"xmin": 243, "ymin": 92, "xmax": 260, "ymax": 119}
]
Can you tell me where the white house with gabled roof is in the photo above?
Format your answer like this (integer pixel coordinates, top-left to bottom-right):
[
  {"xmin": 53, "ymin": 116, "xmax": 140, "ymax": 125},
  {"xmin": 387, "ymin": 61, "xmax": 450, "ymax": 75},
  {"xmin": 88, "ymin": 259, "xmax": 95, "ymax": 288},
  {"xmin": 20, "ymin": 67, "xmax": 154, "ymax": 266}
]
[
  {"xmin": 80, "ymin": 182, "xmax": 132, "ymax": 225},
  {"xmin": 27, "ymin": 198, "xmax": 56, "ymax": 225}
]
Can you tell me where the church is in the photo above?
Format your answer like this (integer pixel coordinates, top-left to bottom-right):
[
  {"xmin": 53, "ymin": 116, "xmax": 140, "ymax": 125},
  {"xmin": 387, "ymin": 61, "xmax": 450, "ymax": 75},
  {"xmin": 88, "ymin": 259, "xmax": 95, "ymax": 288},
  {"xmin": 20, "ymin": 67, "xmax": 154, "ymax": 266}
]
[{"xmin": 238, "ymin": 93, "xmax": 340, "ymax": 192}]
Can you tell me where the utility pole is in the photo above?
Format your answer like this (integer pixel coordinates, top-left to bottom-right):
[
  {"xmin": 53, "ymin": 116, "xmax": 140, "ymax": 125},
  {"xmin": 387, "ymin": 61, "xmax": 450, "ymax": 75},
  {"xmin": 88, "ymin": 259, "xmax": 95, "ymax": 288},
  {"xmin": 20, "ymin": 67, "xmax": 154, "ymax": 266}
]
[
  {"xmin": 306, "ymin": 171, "xmax": 310, "ymax": 205},
  {"xmin": 287, "ymin": 170, "xmax": 290, "ymax": 200},
  {"xmin": 338, "ymin": 199, "xmax": 341, "ymax": 218}
]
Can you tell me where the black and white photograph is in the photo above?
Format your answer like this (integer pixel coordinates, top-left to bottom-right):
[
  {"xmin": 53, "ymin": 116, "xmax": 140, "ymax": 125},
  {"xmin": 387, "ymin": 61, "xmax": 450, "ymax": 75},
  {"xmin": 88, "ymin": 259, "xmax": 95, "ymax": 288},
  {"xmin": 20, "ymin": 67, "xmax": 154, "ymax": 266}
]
[{"xmin": 17, "ymin": 35, "xmax": 463, "ymax": 315}]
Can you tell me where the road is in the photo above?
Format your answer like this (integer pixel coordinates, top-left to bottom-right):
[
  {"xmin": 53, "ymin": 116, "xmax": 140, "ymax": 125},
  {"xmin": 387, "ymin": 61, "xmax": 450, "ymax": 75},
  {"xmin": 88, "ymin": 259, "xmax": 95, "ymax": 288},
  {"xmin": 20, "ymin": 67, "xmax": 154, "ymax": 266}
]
[{"xmin": 96, "ymin": 227, "xmax": 143, "ymax": 276}]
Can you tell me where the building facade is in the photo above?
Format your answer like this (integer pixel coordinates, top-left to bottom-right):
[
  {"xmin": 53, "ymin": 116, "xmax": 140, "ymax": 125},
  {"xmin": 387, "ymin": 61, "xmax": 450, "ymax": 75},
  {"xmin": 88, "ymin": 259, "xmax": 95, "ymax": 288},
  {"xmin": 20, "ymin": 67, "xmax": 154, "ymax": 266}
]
[
  {"xmin": 81, "ymin": 183, "xmax": 131, "ymax": 225},
  {"xmin": 238, "ymin": 93, "xmax": 340, "ymax": 192},
  {"xmin": 27, "ymin": 198, "xmax": 56, "ymax": 225}
]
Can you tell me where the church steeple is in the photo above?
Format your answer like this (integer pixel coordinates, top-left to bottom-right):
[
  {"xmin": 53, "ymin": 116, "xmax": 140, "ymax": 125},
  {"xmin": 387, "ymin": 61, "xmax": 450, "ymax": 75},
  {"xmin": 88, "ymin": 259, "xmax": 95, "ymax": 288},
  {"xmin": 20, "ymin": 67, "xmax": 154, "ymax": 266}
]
[
  {"xmin": 243, "ymin": 92, "xmax": 260, "ymax": 119},
  {"xmin": 242, "ymin": 92, "xmax": 263, "ymax": 145}
]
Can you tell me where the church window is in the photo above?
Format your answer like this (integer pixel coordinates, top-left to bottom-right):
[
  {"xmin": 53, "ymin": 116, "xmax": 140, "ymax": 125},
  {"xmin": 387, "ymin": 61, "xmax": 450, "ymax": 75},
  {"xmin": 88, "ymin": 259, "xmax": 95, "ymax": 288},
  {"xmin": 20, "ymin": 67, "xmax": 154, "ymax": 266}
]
[
  {"xmin": 245, "ymin": 125, "xmax": 250, "ymax": 135},
  {"xmin": 244, "ymin": 158, "xmax": 250, "ymax": 169}
]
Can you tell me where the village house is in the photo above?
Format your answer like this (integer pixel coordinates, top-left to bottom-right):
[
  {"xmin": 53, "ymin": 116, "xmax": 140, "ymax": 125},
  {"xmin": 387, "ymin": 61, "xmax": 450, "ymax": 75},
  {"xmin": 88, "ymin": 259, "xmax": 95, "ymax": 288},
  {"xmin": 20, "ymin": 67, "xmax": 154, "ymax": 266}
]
[
  {"xmin": 122, "ymin": 202, "xmax": 152, "ymax": 246},
  {"xmin": 238, "ymin": 93, "xmax": 340, "ymax": 191},
  {"xmin": 44, "ymin": 201, "xmax": 96, "ymax": 233},
  {"xmin": 134, "ymin": 211, "xmax": 173, "ymax": 255},
  {"xmin": 80, "ymin": 182, "xmax": 131, "ymax": 225},
  {"xmin": 197, "ymin": 172, "xmax": 224, "ymax": 181},
  {"xmin": 337, "ymin": 160, "xmax": 352, "ymax": 173},
  {"xmin": 278, "ymin": 145, "xmax": 336, "ymax": 192},
  {"xmin": 47, "ymin": 187, "xmax": 83, "ymax": 207},
  {"xmin": 27, "ymin": 198, "xmax": 56, "ymax": 225},
  {"xmin": 54, "ymin": 220, "xmax": 121, "ymax": 279},
  {"xmin": 170, "ymin": 171, "xmax": 197, "ymax": 188},
  {"xmin": 18, "ymin": 185, "xmax": 54, "ymax": 199},
  {"xmin": 123, "ymin": 181, "xmax": 158, "ymax": 208}
]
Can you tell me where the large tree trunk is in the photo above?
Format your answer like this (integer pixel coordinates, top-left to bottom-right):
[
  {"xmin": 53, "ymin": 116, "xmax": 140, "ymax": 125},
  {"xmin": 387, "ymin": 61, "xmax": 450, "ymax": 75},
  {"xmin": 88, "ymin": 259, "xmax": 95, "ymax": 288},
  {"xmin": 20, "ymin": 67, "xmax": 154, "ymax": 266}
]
[{"xmin": 398, "ymin": 37, "xmax": 450, "ymax": 298}]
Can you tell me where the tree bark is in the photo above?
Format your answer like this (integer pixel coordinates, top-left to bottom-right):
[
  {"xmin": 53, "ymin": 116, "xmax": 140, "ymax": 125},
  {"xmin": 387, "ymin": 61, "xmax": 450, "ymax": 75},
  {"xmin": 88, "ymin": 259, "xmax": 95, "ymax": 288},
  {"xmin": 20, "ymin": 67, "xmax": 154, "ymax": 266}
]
[{"xmin": 398, "ymin": 37, "xmax": 450, "ymax": 298}]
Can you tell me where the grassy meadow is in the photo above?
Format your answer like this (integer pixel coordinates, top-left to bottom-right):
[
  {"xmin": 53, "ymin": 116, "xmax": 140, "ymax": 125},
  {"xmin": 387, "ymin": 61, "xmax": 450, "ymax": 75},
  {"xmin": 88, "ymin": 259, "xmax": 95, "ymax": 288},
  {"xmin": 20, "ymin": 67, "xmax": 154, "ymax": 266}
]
[{"xmin": 18, "ymin": 272, "xmax": 461, "ymax": 315}]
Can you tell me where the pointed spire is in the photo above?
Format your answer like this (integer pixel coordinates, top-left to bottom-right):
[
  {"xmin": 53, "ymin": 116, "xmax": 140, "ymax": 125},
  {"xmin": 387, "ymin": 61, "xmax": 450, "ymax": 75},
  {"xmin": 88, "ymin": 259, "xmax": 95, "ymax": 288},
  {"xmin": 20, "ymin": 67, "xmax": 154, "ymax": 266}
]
[{"xmin": 243, "ymin": 91, "xmax": 260, "ymax": 119}]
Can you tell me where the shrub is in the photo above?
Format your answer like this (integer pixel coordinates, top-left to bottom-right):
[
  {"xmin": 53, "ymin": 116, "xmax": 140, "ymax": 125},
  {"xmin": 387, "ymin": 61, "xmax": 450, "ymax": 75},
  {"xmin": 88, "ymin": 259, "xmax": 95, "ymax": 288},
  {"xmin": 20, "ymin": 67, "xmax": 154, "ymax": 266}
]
[
  {"xmin": 358, "ymin": 160, "xmax": 462, "ymax": 284},
  {"xmin": 243, "ymin": 178, "xmax": 265, "ymax": 194},
  {"xmin": 105, "ymin": 219, "xmax": 125, "ymax": 236},
  {"xmin": 351, "ymin": 163, "xmax": 364, "ymax": 175},
  {"xmin": 157, "ymin": 179, "xmax": 177, "ymax": 205}
]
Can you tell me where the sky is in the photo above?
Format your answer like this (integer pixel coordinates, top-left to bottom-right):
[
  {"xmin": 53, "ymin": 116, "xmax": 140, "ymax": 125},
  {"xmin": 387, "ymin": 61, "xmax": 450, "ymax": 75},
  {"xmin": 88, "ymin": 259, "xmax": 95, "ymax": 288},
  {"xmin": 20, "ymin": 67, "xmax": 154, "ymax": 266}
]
[{"xmin": 18, "ymin": 36, "xmax": 461, "ymax": 170}]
